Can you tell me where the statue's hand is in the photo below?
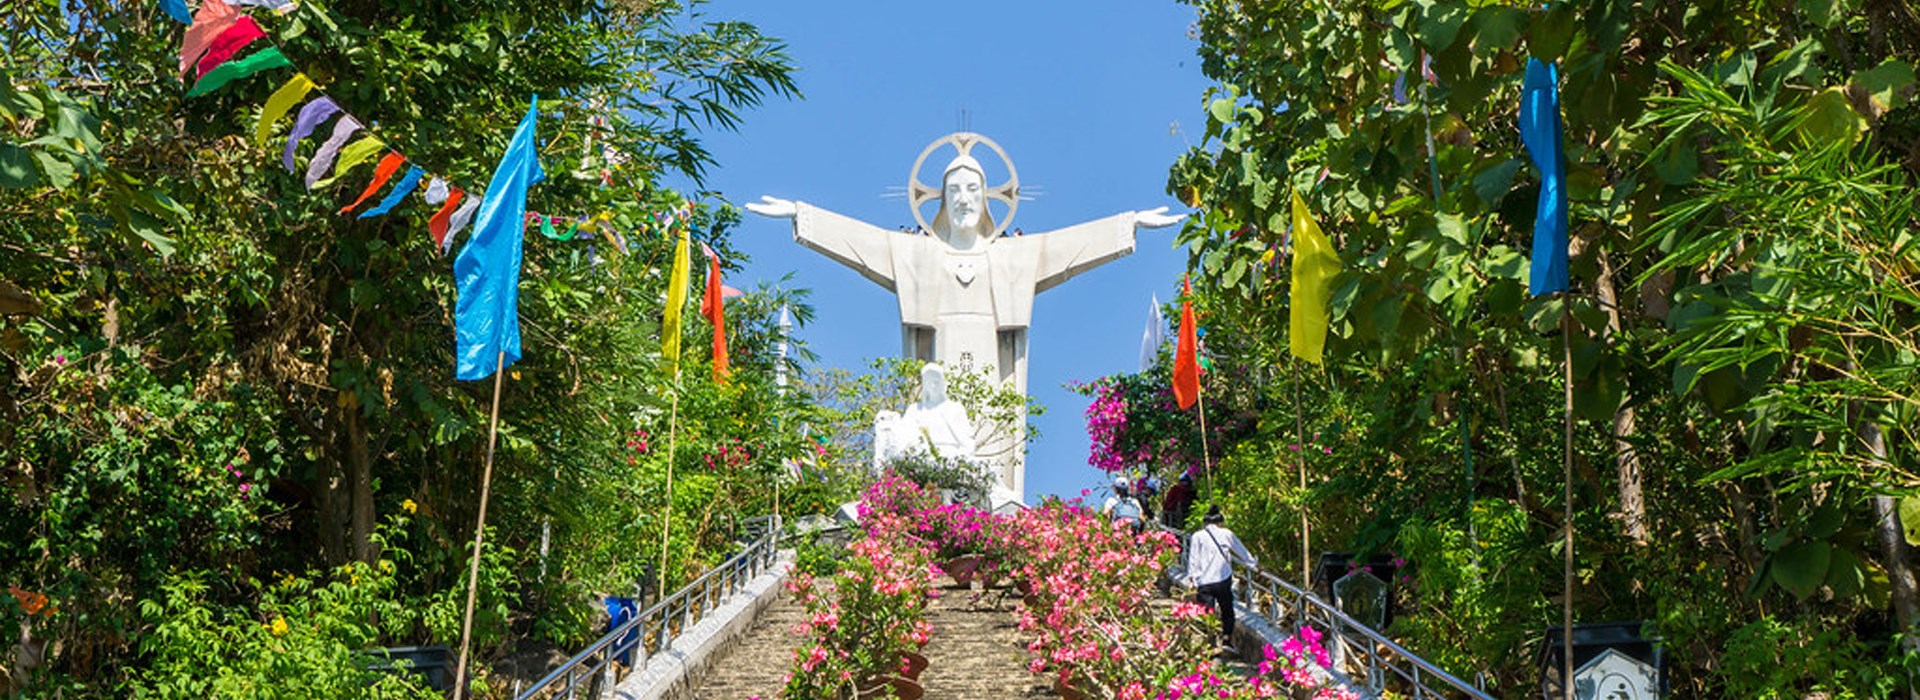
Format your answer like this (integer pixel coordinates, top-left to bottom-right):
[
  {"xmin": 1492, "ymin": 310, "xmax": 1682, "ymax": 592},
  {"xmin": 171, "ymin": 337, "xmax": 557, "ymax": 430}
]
[
  {"xmin": 744, "ymin": 195, "xmax": 798, "ymax": 219},
  {"xmin": 1134, "ymin": 206, "xmax": 1186, "ymax": 229}
]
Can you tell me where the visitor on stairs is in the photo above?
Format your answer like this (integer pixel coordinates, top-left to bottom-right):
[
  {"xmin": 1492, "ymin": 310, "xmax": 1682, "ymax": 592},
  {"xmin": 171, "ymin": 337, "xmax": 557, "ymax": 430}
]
[
  {"xmin": 1162, "ymin": 474, "xmax": 1196, "ymax": 529},
  {"xmin": 1101, "ymin": 476, "xmax": 1146, "ymax": 531},
  {"xmin": 1183, "ymin": 505, "xmax": 1257, "ymax": 653}
]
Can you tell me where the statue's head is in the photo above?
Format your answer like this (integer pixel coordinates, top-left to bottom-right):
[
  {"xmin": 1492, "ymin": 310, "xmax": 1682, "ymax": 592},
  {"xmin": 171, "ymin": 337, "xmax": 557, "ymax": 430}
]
[
  {"xmin": 918, "ymin": 363, "xmax": 949, "ymax": 404},
  {"xmin": 933, "ymin": 155, "xmax": 993, "ymax": 247}
]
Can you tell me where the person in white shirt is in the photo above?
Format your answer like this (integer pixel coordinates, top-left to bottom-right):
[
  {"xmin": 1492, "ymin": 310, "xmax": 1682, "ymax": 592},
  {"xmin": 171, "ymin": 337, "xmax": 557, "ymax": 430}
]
[
  {"xmin": 1101, "ymin": 476, "xmax": 1145, "ymax": 530},
  {"xmin": 1183, "ymin": 505, "xmax": 1258, "ymax": 648}
]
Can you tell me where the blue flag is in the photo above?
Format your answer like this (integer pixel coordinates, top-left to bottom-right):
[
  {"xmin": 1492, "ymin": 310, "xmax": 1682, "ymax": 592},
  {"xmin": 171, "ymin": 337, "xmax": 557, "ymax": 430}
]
[
  {"xmin": 1519, "ymin": 58, "xmax": 1569, "ymax": 296},
  {"xmin": 359, "ymin": 165, "xmax": 424, "ymax": 219},
  {"xmin": 160, "ymin": 0, "xmax": 192, "ymax": 23},
  {"xmin": 453, "ymin": 97, "xmax": 544, "ymax": 381}
]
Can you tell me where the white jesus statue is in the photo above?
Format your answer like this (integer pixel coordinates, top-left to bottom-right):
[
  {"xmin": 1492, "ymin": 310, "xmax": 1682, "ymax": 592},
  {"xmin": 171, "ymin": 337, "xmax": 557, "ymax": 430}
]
[{"xmin": 748, "ymin": 132, "xmax": 1183, "ymax": 503}]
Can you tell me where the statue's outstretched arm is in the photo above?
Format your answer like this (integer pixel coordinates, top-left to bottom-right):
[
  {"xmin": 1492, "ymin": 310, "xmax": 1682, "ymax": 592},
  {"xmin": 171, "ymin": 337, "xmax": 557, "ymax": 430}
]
[
  {"xmin": 747, "ymin": 195, "xmax": 899, "ymax": 289},
  {"xmin": 1032, "ymin": 207, "xmax": 1187, "ymax": 292}
]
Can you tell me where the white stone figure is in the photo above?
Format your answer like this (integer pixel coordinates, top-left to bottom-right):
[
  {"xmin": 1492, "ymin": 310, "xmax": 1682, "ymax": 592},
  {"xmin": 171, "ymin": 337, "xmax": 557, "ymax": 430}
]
[
  {"xmin": 899, "ymin": 363, "xmax": 977, "ymax": 463},
  {"xmin": 750, "ymin": 132, "xmax": 1184, "ymax": 505},
  {"xmin": 871, "ymin": 409, "xmax": 903, "ymax": 476}
]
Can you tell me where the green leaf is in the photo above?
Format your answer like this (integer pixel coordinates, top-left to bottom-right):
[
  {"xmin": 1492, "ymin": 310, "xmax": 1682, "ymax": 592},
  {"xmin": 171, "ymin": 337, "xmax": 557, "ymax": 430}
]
[
  {"xmin": 1795, "ymin": 88, "xmax": 1867, "ymax": 147},
  {"xmin": 1826, "ymin": 548, "xmax": 1865, "ymax": 599},
  {"xmin": 1798, "ymin": 0, "xmax": 1861, "ymax": 28},
  {"xmin": 1524, "ymin": 5, "xmax": 1576, "ymax": 62},
  {"xmin": 1770, "ymin": 540, "xmax": 1831, "ymax": 599},
  {"xmin": 1471, "ymin": 159, "xmax": 1522, "ymax": 209},
  {"xmin": 1653, "ymin": 142, "xmax": 1697, "ymax": 185},
  {"xmin": 1900, "ymin": 496, "xmax": 1920, "ymax": 546},
  {"xmin": 0, "ymin": 143, "xmax": 38, "ymax": 188},
  {"xmin": 125, "ymin": 209, "xmax": 178, "ymax": 258},
  {"xmin": 1469, "ymin": 7, "xmax": 1527, "ymax": 54},
  {"xmin": 32, "ymin": 149, "xmax": 75, "ymax": 188},
  {"xmin": 1209, "ymin": 97, "xmax": 1236, "ymax": 127},
  {"xmin": 1417, "ymin": 0, "xmax": 1471, "ymax": 53},
  {"xmin": 1853, "ymin": 59, "xmax": 1916, "ymax": 114}
]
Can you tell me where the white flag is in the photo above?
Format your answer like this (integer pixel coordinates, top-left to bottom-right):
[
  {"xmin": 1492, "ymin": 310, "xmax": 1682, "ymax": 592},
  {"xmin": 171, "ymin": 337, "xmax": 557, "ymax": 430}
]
[{"xmin": 1139, "ymin": 294, "xmax": 1165, "ymax": 373}]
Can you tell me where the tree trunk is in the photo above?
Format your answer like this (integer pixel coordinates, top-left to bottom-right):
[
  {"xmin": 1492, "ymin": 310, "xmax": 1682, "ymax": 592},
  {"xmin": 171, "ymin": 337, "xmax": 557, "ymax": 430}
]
[
  {"xmin": 1594, "ymin": 251, "xmax": 1647, "ymax": 543},
  {"xmin": 318, "ymin": 440, "xmax": 346, "ymax": 567},
  {"xmin": 1862, "ymin": 421, "xmax": 1920, "ymax": 658},
  {"xmin": 344, "ymin": 394, "xmax": 376, "ymax": 563}
]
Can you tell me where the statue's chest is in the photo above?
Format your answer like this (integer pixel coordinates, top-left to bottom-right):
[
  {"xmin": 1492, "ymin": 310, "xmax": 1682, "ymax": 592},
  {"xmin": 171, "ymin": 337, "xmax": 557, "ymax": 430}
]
[{"xmin": 943, "ymin": 253, "xmax": 987, "ymax": 286}]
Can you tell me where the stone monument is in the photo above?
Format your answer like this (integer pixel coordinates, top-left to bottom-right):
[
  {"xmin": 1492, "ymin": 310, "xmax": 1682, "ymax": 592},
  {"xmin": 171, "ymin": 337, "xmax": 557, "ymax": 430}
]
[{"xmin": 750, "ymin": 132, "xmax": 1183, "ymax": 504}]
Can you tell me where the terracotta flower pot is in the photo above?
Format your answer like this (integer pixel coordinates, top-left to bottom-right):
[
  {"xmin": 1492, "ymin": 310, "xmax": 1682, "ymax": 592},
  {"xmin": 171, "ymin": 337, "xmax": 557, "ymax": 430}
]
[
  {"xmin": 899, "ymin": 650, "xmax": 929, "ymax": 680},
  {"xmin": 1052, "ymin": 677, "xmax": 1088, "ymax": 700},
  {"xmin": 942, "ymin": 555, "xmax": 983, "ymax": 586},
  {"xmin": 856, "ymin": 674, "xmax": 924, "ymax": 700}
]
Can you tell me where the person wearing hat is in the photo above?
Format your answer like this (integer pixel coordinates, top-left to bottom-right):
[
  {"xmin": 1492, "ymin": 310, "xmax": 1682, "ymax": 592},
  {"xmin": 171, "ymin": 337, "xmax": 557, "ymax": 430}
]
[
  {"xmin": 1183, "ymin": 505, "xmax": 1257, "ymax": 651},
  {"xmin": 1100, "ymin": 476, "xmax": 1146, "ymax": 531}
]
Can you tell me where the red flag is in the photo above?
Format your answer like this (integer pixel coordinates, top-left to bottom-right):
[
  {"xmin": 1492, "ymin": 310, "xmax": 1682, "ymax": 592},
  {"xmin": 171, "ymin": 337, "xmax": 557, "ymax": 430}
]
[
  {"xmin": 1172, "ymin": 278, "xmax": 1200, "ymax": 410},
  {"xmin": 429, "ymin": 188, "xmax": 465, "ymax": 254},
  {"xmin": 340, "ymin": 152, "xmax": 406, "ymax": 214},
  {"xmin": 700, "ymin": 245, "xmax": 730, "ymax": 383}
]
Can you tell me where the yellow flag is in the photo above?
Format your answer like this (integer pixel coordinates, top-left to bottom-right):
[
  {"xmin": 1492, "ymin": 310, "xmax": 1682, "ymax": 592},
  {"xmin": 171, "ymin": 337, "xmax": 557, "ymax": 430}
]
[
  {"xmin": 255, "ymin": 73, "xmax": 315, "ymax": 148},
  {"xmin": 662, "ymin": 226, "xmax": 690, "ymax": 370},
  {"xmin": 1289, "ymin": 190, "xmax": 1340, "ymax": 364}
]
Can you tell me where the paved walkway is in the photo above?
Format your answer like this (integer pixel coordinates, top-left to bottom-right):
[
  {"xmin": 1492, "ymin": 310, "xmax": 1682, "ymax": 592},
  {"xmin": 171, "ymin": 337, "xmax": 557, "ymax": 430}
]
[
  {"xmin": 681, "ymin": 582, "xmax": 808, "ymax": 699},
  {"xmin": 918, "ymin": 582, "xmax": 1049, "ymax": 697},
  {"xmin": 686, "ymin": 577, "xmax": 1045, "ymax": 699}
]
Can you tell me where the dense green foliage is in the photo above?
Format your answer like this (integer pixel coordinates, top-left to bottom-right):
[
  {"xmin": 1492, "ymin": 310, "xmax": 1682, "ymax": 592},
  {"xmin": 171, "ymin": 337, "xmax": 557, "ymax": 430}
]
[
  {"xmin": 0, "ymin": 1, "xmax": 834, "ymax": 695},
  {"xmin": 1146, "ymin": 0, "xmax": 1920, "ymax": 695}
]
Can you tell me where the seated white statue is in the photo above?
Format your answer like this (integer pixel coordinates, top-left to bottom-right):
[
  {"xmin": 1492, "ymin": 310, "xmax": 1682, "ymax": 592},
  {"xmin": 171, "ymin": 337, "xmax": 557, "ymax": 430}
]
[
  {"xmin": 869, "ymin": 363, "xmax": 1021, "ymax": 512},
  {"xmin": 873, "ymin": 364, "xmax": 976, "ymax": 467}
]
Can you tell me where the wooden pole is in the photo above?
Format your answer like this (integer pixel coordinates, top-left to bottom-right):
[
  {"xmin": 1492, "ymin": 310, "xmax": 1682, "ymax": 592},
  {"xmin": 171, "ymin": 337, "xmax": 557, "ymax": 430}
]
[
  {"xmin": 1562, "ymin": 302, "xmax": 1575, "ymax": 700},
  {"xmin": 453, "ymin": 350, "xmax": 507, "ymax": 699},
  {"xmin": 1293, "ymin": 358, "xmax": 1310, "ymax": 586},
  {"xmin": 1196, "ymin": 382, "xmax": 1214, "ymax": 490},
  {"xmin": 658, "ymin": 372, "xmax": 681, "ymax": 602}
]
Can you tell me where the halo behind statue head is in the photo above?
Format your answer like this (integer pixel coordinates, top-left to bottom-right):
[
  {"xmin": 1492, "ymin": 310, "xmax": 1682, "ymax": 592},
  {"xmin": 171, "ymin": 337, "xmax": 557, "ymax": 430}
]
[{"xmin": 909, "ymin": 132, "xmax": 1020, "ymax": 239}]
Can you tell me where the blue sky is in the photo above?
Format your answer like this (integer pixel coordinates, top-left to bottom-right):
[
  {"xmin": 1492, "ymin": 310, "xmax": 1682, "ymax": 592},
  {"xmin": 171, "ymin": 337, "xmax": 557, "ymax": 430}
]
[{"xmin": 685, "ymin": 1, "xmax": 1212, "ymax": 502}]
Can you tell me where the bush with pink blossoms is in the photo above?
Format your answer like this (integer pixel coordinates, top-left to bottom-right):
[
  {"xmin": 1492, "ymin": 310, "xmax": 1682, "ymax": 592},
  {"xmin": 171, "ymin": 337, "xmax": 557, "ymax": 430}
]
[
  {"xmin": 1005, "ymin": 498, "xmax": 1357, "ymax": 699},
  {"xmin": 783, "ymin": 479, "xmax": 942, "ymax": 698}
]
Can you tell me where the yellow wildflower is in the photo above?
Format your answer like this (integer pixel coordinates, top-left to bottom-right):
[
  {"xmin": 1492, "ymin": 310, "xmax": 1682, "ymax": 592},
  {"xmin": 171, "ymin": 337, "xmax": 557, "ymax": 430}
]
[
  {"xmin": 270, "ymin": 617, "xmax": 289, "ymax": 637},
  {"xmin": 401, "ymin": 498, "xmax": 418, "ymax": 514},
  {"xmin": 378, "ymin": 559, "xmax": 394, "ymax": 574}
]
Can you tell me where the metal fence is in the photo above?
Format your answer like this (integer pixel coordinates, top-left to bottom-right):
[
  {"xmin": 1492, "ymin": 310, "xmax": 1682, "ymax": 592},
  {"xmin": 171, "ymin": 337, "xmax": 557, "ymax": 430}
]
[
  {"xmin": 514, "ymin": 515, "xmax": 784, "ymax": 700},
  {"xmin": 1160, "ymin": 525, "xmax": 1491, "ymax": 700}
]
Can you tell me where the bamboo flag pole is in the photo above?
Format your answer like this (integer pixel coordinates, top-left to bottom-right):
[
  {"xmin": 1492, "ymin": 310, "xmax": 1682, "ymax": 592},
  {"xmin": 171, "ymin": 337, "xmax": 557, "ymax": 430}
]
[
  {"xmin": 1196, "ymin": 383, "xmax": 1214, "ymax": 487},
  {"xmin": 1292, "ymin": 357, "xmax": 1310, "ymax": 585},
  {"xmin": 1561, "ymin": 302, "xmax": 1575, "ymax": 700},
  {"xmin": 658, "ymin": 374, "xmax": 680, "ymax": 601},
  {"xmin": 453, "ymin": 350, "xmax": 507, "ymax": 699}
]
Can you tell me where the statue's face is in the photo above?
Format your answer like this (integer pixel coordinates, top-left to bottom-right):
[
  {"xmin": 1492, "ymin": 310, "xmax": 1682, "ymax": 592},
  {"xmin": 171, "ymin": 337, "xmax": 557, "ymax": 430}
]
[
  {"xmin": 920, "ymin": 367, "xmax": 946, "ymax": 402},
  {"xmin": 944, "ymin": 167, "xmax": 984, "ymax": 232}
]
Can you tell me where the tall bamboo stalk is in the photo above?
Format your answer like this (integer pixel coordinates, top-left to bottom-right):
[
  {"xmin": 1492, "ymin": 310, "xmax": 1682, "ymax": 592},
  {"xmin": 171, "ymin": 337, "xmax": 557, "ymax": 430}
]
[
  {"xmin": 1562, "ymin": 303, "xmax": 1575, "ymax": 700},
  {"xmin": 453, "ymin": 351, "xmax": 507, "ymax": 699}
]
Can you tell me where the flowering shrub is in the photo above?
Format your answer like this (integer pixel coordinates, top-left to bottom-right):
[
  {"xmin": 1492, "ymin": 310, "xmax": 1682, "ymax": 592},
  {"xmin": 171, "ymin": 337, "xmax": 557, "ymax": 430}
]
[
  {"xmin": 783, "ymin": 478, "xmax": 940, "ymax": 699},
  {"xmin": 1007, "ymin": 499, "xmax": 1357, "ymax": 699},
  {"xmin": 1085, "ymin": 380, "xmax": 1148, "ymax": 472}
]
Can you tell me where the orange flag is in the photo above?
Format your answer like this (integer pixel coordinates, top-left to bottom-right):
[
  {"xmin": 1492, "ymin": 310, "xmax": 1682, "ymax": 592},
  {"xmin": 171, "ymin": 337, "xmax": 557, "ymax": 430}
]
[
  {"xmin": 699, "ymin": 244, "xmax": 730, "ymax": 383},
  {"xmin": 1172, "ymin": 278, "xmax": 1200, "ymax": 410},
  {"xmin": 339, "ymin": 152, "xmax": 406, "ymax": 214}
]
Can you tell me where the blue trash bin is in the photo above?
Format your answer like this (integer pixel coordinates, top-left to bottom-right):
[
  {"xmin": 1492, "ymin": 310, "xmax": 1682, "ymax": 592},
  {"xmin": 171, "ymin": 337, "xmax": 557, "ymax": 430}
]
[{"xmin": 605, "ymin": 596, "xmax": 640, "ymax": 666}]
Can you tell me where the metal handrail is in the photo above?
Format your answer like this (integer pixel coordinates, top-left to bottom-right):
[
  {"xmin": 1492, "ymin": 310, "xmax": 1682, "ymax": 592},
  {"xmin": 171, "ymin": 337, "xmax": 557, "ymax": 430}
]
[
  {"xmin": 515, "ymin": 515, "xmax": 784, "ymax": 700},
  {"xmin": 1159, "ymin": 524, "xmax": 1490, "ymax": 700}
]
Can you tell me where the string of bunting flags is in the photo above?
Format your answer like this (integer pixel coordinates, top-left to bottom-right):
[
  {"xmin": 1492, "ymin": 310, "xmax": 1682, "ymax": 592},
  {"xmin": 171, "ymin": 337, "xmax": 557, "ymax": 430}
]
[{"xmin": 170, "ymin": 0, "xmax": 693, "ymax": 257}]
